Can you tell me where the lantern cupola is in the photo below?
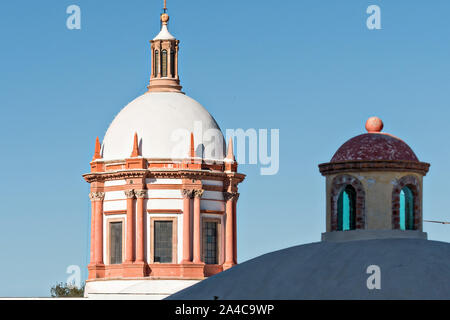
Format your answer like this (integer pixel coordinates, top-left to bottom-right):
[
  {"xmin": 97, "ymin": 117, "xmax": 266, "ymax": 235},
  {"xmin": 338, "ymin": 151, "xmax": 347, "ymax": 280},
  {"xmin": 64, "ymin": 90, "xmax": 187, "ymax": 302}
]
[{"xmin": 148, "ymin": 5, "xmax": 182, "ymax": 93}]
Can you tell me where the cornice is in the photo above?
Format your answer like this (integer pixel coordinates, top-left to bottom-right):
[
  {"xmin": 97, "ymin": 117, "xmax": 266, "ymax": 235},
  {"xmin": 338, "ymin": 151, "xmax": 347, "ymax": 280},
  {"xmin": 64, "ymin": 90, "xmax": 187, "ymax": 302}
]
[
  {"xmin": 83, "ymin": 169, "xmax": 246, "ymax": 183},
  {"xmin": 318, "ymin": 160, "xmax": 430, "ymax": 176}
]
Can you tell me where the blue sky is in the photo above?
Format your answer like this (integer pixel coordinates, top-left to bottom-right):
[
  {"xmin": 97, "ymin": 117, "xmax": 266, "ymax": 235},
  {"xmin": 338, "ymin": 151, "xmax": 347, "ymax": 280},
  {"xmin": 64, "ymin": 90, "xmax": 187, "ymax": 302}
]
[{"xmin": 1, "ymin": 0, "xmax": 450, "ymax": 297}]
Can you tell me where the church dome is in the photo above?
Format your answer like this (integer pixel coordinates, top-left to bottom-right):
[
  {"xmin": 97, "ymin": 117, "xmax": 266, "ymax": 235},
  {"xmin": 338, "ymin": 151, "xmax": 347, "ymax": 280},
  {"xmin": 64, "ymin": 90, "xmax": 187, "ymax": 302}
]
[
  {"xmin": 101, "ymin": 92, "xmax": 226, "ymax": 161},
  {"xmin": 168, "ymin": 239, "xmax": 450, "ymax": 300},
  {"xmin": 331, "ymin": 117, "xmax": 419, "ymax": 162}
]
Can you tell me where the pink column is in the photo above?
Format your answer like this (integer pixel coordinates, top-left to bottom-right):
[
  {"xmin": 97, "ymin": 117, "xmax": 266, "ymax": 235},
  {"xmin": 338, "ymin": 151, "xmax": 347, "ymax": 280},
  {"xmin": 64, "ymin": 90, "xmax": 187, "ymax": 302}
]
[
  {"xmin": 93, "ymin": 192, "xmax": 105, "ymax": 265},
  {"xmin": 150, "ymin": 46, "xmax": 154, "ymax": 78},
  {"xmin": 89, "ymin": 193, "xmax": 96, "ymax": 265},
  {"xmin": 135, "ymin": 190, "xmax": 146, "ymax": 263},
  {"xmin": 124, "ymin": 190, "xmax": 136, "ymax": 263},
  {"xmin": 224, "ymin": 192, "xmax": 236, "ymax": 267},
  {"xmin": 168, "ymin": 48, "xmax": 172, "ymax": 78},
  {"xmin": 157, "ymin": 43, "xmax": 162, "ymax": 78},
  {"xmin": 193, "ymin": 190, "xmax": 204, "ymax": 264},
  {"xmin": 232, "ymin": 194, "xmax": 239, "ymax": 264},
  {"xmin": 182, "ymin": 189, "xmax": 194, "ymax": 263}
]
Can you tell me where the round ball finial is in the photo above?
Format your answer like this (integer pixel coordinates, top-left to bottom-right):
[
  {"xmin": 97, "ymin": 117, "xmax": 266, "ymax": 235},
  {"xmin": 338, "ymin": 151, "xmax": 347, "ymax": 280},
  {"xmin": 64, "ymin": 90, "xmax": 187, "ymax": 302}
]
[
  {"xmin": 365, "ymin": 116, "xmax": 384, "ymax": 133},
  {"xmin": 161, "ymin": 13, "xmax": 169, "ymax": 23}
]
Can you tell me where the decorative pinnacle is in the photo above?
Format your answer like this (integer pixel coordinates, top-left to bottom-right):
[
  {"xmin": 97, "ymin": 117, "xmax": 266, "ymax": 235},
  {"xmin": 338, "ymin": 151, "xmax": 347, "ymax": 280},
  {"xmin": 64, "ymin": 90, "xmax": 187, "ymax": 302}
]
[
  {"xmin": 190, "ymin": 132, "xmax": 196, "ymax": 158},
  {"xmin": 131, "ymin": 132, "xmax": 140, "ymax": 157},
  {"xmin": 92, "ymin": 137, "xmax": 102, "ymax": 161},
  {"xmin": 226, "ymin": 138, "xmax": 236, "ymax": 162}
]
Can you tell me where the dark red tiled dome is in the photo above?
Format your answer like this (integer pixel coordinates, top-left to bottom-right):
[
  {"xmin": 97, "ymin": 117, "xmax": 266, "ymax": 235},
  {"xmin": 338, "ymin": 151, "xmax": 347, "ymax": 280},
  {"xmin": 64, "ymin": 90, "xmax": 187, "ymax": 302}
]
[
  {"xmin": 331, "ymin": 117, "xmax": 419, "ymax": 162},
  {"xmin": 331, "ymin": 133, "xmax": 419, "ymax": 162}
]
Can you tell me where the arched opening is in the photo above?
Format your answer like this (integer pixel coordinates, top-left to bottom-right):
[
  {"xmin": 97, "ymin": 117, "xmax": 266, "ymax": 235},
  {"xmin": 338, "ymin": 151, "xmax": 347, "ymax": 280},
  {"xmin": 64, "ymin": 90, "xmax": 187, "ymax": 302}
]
[
  {"xmin": 337, "ymin": 185, "xmax": 356, "ymax": 231},
  {"xmin": 154, "ymin": 50, "xmax": 159, "ymax": 76},
  {"xmin": 170, "ymin": 49, "xmax": 175, "ymax": 77},
  {"xmin": 330, "ymin": 175, "xmax": 365, "ymax": 232},
  {"xmin": 161, "ymin": 49, "xmax": 168, "ymax": 77},
  {"xmin": 400, "ymin": 186, "xmax": 415, "ymax": 230}
]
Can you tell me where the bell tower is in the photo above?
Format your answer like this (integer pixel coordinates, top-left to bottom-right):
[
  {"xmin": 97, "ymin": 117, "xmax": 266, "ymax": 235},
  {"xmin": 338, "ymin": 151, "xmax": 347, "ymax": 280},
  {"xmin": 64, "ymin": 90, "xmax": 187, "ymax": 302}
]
[{"xmin": 148, "ymin": 1, "xmax": 182, "ymax": 93}]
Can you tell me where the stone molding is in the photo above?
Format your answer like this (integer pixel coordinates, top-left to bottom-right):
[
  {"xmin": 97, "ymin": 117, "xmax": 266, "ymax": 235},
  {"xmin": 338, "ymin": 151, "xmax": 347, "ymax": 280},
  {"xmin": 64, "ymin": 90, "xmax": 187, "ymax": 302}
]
[
  {"xmin": 83, "ymin": 169, "xmax": 246, "ymax": 184},
  {"xmin": 135, "ymin": 190, "xmax": 147, "ymax": 199},
  {"xmin": 89, "ymin": 192, "xmax": 105, "ymax": 201},
  {"xmin": 193, "ymin": 189, "xmax": 204, "ymax": 199},
  {"xmin": 223, "ymin": 192, "xmax": 239, "ymax": 202},
  {"xmin": 322, "ymin": 230, "xmax": 428, "ymax": 242},
  {"xmin": 319, "ymin": 160, "xmax": 430, "ymax": 176},
  {"xmin": 124, "ymin": 190, "xmax": 136, "ymax": 199},
  {"xmin": 181, "ymin": 189, "xmax": 195, "ymax": 199}
]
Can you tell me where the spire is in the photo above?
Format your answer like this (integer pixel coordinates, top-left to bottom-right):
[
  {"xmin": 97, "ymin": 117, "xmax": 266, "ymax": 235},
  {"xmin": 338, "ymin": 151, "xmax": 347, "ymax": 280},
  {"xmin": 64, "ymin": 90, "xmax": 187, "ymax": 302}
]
[
  {"xmin": 226, "ymin": 138, "xmax": 236, "ymax": 162},
  {"xmin": 92, "ymin": 137, "xmax": 102, "ymax": 161},
  {"xmin": 190, "ymin": 132, "xmax": 196, "ymax": 158},
  {"xmin": 147, "ymin": 1, "xmax": 182, "ymax": 93},
  {"xmin": 131, "ymin": 133, "xmax": 140, "ymax": 157}
]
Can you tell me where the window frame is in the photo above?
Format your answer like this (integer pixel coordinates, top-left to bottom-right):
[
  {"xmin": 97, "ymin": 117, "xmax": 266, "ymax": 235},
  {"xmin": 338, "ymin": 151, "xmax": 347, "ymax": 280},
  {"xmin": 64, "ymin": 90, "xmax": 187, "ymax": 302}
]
[
  {"xmin": 330, "ymin": 174, "xmax": 366, "ymax": 232},
  {"xmin": 392, "ymin": 175, "xmax": 421, "ymax": 231},
  {"xmin": 106, "ymin": 218, "xmax": 125, "ymax": 266},
  {"xmin": 170, "ymin": 49, "xmax": 175, "ymax": 77},
  {"xmin": 154, "ymin": 50, "xmax": 159, "ymax": 76},
  {"xmin": 161, "ymin": 49, "xmax": 168, "ymax": 77},
  {"xmin": 201, "ymin": 218, "xmax": 222, "ymax": 265},
  {"xmin": 150, "ymin": 217, "xmax": 178, "ymax": 264}
]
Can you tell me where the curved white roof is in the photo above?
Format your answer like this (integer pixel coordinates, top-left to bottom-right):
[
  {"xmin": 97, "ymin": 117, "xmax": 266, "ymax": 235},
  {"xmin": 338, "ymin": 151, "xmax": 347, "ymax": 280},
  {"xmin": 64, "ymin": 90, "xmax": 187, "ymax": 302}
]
[
  {"xmin": 102, "ymin": 92, "xmax": 225, "ymax": 161},
  {"xmin": 153, "ymin": 24, "xmax": 175, "ymax": 40}
]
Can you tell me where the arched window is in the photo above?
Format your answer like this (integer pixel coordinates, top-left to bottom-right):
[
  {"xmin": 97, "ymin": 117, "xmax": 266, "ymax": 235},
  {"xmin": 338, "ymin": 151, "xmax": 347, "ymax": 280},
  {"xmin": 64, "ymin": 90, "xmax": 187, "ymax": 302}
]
[
  {"xmin": 337, "ymin": 185, "xmax": 356, "ymax": 231},
  {"xmin": 161, "ymin": 50, "xmax": 168, "ymax": 77},
  {"xmin": 170, "ymin": 49, "xmax": 175, "ymax": 77},
  {"xmin": 400, "ymin": 186, "xmax": 414, "ymax": 230},
  {"xmin": 154, "ymin": 50, "xmax": 159, "ymax": 76},
  {"xmin": 331, "ymin": 175, "xmax": 365, "ymax": 231},
  {"xmin": 392, "ymin": 176, "xmax": 421, "ymax": 231}
]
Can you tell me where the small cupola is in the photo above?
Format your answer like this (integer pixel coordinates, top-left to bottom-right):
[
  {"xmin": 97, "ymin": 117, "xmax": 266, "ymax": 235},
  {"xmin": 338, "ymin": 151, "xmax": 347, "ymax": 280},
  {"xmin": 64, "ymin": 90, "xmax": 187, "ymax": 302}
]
[
  {"xmin": 319, "ymin": 117, "xmax": 430, "ymax": 242},
  {"xmin": 147, "ymin": 4, "xmax": 182, "ymax": 93}
]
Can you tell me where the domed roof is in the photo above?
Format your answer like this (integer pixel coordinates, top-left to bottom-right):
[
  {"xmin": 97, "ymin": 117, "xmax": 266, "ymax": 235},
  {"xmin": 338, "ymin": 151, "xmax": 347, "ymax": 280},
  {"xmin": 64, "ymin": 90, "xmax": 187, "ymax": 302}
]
[
  {"xmin": 331, "ymin": 117, "xmax": 419, "ymax": 162},
  {"xmin": 153, "ymin": 23, "xmax": 175, "ymax": 40},
  {"xmin": 168, "ymin": 239, "xmax": 450, "ymax": 300},
  {"xmin": 102, "ymin": 92, "xmax": 226, "ymax": 161}
]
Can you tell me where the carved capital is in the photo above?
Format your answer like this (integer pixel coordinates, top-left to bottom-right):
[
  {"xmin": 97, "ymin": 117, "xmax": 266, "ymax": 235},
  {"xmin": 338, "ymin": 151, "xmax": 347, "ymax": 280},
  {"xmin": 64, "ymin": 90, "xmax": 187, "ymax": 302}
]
[
  {"xmin": 124, "ymin": 189, "xmax": 136, "ymax": 199},
  {"xmin": 223, "ymin": 192, "xmax": 239, "ymax": 202},
  {"xmin": 135, "ymin": 190, "xmax": 147, "ymax": 199},
  {"xmin": 193, "ymin": 189, "xmax": 204, "ymax": 199},
  {"xmin": 181, "ymin": 189, "xmax": 195, "ymax": 199},
  {"xmin": 89, "ymin": 192, "xmax": 105, "ymax": 201}
]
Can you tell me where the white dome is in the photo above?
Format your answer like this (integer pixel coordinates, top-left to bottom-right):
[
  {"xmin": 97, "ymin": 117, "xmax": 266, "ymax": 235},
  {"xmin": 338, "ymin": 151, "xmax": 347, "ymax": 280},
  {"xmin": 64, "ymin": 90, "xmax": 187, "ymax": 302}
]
[
  {"xmin": 102, "ymin": 92, "xmax": 226, "ymax": 161},
  {"xmin": 153, "ymin": 24, "xmax": 175, "ymax": 40}
]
